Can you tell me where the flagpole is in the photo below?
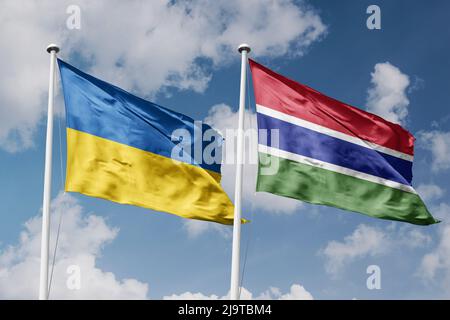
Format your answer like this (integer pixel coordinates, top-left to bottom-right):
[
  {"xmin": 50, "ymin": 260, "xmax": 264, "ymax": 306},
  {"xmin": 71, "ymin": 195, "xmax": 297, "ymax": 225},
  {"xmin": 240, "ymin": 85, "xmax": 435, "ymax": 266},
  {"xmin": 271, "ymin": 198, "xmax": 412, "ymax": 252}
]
[
  {"xmin": 230, "ymin": 43, "xmax": 251, "ymax": 300},
  {"xmin": 39, "ymin": 44, "xmax": 59, "ymax": 300}
]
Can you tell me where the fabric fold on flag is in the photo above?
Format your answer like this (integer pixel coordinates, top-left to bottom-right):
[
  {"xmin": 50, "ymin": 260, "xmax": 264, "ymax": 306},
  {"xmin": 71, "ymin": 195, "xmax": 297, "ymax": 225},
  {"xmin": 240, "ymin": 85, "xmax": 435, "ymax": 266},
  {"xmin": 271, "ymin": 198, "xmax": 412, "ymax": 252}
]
[
  {"xmin": 58, "ymin": 59, "xmax": 236, "ymax": 225},
  {"xmin": 249, "ymin": 59, "xmax": 438, "ymax": 225}
]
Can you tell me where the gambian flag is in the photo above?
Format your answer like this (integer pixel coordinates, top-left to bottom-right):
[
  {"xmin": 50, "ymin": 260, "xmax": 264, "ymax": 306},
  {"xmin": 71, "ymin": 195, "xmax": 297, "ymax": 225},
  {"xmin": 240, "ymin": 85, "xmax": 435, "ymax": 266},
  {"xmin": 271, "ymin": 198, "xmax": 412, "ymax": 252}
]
[{"xmin": 249, "ymin": 59, "xmax": 438, "ymax": 225}]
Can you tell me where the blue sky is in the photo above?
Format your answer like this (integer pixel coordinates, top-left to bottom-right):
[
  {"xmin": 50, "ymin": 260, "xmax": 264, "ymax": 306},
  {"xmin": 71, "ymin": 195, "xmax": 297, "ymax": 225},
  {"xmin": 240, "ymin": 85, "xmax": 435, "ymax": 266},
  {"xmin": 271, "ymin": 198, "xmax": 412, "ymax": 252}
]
[{"xmin": 1, "ymin": 0, "xmax": 450, "ymax": 299}]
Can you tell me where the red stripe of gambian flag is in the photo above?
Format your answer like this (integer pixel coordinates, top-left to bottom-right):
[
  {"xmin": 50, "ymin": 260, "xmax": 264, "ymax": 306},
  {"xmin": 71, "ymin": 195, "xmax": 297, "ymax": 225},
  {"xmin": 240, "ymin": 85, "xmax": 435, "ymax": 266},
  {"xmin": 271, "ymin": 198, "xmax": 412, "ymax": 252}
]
[{"xmin": 249, "ymin": 59, "xmax": 414, "ymax": 156}]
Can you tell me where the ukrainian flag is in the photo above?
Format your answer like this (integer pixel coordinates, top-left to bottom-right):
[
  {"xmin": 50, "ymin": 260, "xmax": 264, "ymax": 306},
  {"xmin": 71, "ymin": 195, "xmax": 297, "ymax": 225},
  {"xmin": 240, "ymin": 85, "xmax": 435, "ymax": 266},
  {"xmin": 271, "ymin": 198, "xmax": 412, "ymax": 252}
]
[{"xmin": 58, "ymin": 59, "xmax": 235, "ymax": 224}]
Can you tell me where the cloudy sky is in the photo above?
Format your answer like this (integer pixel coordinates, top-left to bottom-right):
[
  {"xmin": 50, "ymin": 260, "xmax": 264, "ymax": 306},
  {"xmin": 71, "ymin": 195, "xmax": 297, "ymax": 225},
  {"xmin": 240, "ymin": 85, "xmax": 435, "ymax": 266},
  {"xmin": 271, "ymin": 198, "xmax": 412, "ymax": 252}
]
[{"xmin": 1, "ymin": 0, "xmax": 450, "ymax": 299}]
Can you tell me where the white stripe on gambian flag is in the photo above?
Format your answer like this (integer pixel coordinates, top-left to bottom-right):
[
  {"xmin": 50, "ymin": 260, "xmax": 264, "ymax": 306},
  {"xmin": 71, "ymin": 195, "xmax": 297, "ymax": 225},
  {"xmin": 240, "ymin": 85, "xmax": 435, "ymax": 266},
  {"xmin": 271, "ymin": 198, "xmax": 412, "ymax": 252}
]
[
  {"xmin": 256, "ymin": 104, "xmax": 413, "ymax": 162},
  {"xmin": 258, "ymin": 144, "xmax": 417, "ymax": 194}
]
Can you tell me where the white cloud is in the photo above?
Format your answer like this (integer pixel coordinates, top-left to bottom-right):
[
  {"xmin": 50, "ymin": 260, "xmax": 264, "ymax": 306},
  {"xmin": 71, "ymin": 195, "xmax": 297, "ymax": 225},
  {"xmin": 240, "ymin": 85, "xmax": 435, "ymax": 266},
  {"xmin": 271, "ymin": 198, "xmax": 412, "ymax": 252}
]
[
  {"xmin": 164, "ymin": 291, "xmax": 221, "ymax": 300},
  {"xmin": 402, "ymin": 228, "xmax": 433, "ymax": 249},
  {"xmin": 0, "ymin": 0, "xmax": 326, "ymax": 152},
  {"xmin": 183, "ymin": 219, "xmax": 231, "ymax": 239},
  {"xmin": 259, "ymin": 284, "xmax": 313, "ymax": 300},
  {"xmin": 321, "ymin": 224, "xmax": 431, "ymax": 277},
  {"xmin": 321, "ymin": 224, "xmax": 388, "ymax": 276},
  {"xmin": 417, "ymin": 130, "xmax": 450, "ymax": 172},
  {"xmin": 163, "ymin": 283, "xmax": 313, "ymax": 300},
  {"xmin": 430, "ymin": 202, "xmax": 450, "ymax": 222},
  {"xmin": 366, "ymin": 62, "xmax": 411, "ymax": 124},
  {"xmin": 418, "ymin": 220, "xmax": 450, "ymax": 294},
  {"xmin": 416, "ymin": 184, "xmax": 444, "ymax": 202},
  {"xmin": 417, "ymin": 202, "xmax": 450, "ymax": 289},
  {"xmin": 0, "ymin": 193, "xmax": 148, "ymax": 299},
  {"xmin": 0, "ymin": 1, "xmax": 65, "ymax": 152}
]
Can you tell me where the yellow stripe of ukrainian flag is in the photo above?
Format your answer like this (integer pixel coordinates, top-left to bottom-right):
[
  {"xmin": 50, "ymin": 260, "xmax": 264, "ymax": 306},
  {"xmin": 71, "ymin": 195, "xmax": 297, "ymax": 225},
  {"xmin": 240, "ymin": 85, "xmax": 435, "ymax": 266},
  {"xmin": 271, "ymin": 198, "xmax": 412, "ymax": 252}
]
[{"xmin": 66, "ymin": 128, "xmax": 236, "ymax": 224}]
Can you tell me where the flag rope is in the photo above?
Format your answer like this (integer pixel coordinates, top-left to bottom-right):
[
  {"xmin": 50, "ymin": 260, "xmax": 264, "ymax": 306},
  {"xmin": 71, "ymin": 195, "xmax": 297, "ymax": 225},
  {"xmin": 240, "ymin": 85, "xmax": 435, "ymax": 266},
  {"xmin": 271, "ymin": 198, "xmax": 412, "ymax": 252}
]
[
  {"xmin": 47, "ymin": 85, "xmax": 66, "ymax": 299},
  {"xmin": 238, "ymin": 63, "xmax": 256, "ymax": 297}
]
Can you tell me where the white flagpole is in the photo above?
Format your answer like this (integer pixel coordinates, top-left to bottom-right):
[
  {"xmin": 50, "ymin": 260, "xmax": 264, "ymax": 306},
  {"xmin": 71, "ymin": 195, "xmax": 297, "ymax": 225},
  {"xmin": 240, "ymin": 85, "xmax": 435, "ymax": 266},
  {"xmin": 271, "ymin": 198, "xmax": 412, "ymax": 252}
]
[
  {"xmin": 230, "ymin": 43, "xmax": 251, "ymax": 300},
  {"xmin": 39, "ymin": 44, "xmax": 60, "ymax": 300}
]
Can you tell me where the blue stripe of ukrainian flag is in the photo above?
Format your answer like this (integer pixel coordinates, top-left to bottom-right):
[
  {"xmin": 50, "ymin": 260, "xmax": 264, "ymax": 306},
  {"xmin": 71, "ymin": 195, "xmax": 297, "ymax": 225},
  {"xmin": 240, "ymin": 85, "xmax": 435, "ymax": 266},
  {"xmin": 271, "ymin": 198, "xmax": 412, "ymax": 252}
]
[{"xmin": 58, "ymin": 59, "xmax": 236, "ymax": 224}]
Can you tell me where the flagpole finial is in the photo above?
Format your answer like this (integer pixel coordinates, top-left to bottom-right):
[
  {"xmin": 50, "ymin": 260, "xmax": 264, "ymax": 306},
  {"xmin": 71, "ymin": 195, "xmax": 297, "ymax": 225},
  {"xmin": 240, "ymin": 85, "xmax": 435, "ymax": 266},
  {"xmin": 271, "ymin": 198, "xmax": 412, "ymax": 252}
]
[
  {"xmin": 238, "ymin": 43, "xmax": 251, "ymax": 53},
  {"xmin": 46, "ymin": 44, "xmax": 60, "ymax": 54}
]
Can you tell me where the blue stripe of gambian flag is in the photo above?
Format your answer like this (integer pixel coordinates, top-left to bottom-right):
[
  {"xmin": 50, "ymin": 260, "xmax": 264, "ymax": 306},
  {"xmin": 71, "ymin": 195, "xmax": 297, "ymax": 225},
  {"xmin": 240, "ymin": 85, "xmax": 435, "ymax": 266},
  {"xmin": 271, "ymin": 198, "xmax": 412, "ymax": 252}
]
[{"xmin": 257, "ymin": 113, "xmax": 413, "ymax": 185}]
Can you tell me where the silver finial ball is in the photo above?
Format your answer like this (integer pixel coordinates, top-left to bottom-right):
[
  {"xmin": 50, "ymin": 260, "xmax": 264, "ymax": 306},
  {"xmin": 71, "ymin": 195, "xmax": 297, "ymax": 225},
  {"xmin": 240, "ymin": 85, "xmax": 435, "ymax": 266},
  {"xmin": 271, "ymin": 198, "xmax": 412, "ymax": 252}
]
[
  {"xmin": 238, "ymin": 43, "xmax": 251, "ymax": 53},
  {"xmin": 46, "ymin": 44, "xmax": 60, "ymax": 54}
]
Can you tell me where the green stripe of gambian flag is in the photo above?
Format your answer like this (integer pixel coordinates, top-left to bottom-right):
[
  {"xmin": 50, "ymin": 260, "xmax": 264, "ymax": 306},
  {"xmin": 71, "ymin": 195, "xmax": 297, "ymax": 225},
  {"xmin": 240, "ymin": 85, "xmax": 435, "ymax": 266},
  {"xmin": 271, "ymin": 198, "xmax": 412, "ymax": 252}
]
[{"xmin": 257, "ymin": 153, "xmax": 438, "ymax": 225}]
